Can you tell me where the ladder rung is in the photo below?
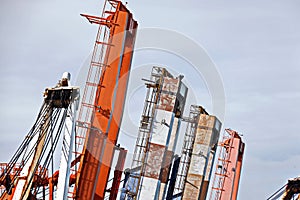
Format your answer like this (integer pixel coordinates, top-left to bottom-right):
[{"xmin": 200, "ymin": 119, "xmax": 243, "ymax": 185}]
[
  {"xmin": 81, "ymin": 102, "xmax": 95, "ymax": 108},
  {"xmin": 91, "ymin": 61, "xmax": 110, "ymax": 68},
  {"xmin": 215, "ymin": 173, "xmax": 227, "ymax": 177},
  {"xmin": 77, "ymin": 121, "xmax": 91, "ymax": 127},
  {"xmin": 218, "ymin": 158, "xmax": 231, "ymax": 162},
  {"xmin": 104, "ymin": 11, "xmax": 115, "ymax": 14},
  {"xmin": 81, "ymin": 13, "xmax": 118, "ymax": 26},
  {"xmin": 96, "ymin": 41, "xmax": 114, "ymax": 46},
  {"xmin": 212, "ymin": 187, "xmax": 225, "ymax": 191},
  {"xmin": 86, "ymin": 82, "xmax": 100, "ymax": 87},
  {"xmin": 75, "ymin": 135, "xmax": 86, "ymax": 139}
]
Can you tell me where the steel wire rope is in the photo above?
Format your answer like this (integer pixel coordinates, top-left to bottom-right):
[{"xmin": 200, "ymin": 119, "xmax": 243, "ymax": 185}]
[
  {"xmin": 267, "ymin": 184, "xmax": 287, "ymax": 200},
  {"xmin": 31, "ymin": 109, "xmax": 68, "ymax": 198},
  {"xmin": 0, "ymin": 103, "xmax": 49, "ymax": 179},
  {"xmin": 0, "ymin": 103, "xmax": 52, "ymax": 195},
  {"xmin": 20, "ymin": 107, "xmax": 64, "ymax": 199},
  {"xmin": 28, "ymin": 108, "xmax": 67, "ymax": 197}
]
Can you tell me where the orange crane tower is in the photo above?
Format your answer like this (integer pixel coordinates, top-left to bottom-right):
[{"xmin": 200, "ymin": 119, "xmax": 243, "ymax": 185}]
[
  {"xmin": 72, "ymin": 1, "xmax": 138, "ymax": 199},
  {"xmin": 0, "ymin": 1, "xmax": 137, "ymax": 199},
  {"xmin": 210, "ymin": 128, "xmax": 245, "ymax": 200}
]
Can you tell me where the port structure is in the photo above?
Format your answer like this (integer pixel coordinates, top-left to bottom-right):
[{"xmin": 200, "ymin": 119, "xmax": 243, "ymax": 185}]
[
  {"xmin": 121, "ymin": 67, "xmax": 188, "ymax": 200},
  {"xmin": 0, "ymin": 1, "xmax": 251, "ymax": 199},
  {"xmin": 174, "ymin": 106, "xmax": 222, "ymax": 200},
  {"xmin": 173, "ymin": 105, "xmax": 208, "ymax": 198},
  {"xmin": 0, "ymin": 73, "xmax": 80, "ymax": 200},
  {"xmin": 267, "ymin": 177, "xmax": 300, "ymax": 200},
  {"xmin": 120, "ymin": 68, "xmax": 224, "ymax": 200},
  {"xmin": 70, "ymin": 0, "xmax": 138, "ymax": 199},
  {"xmin": 210, "ymin": 128, "xmax": 245, "ymax": 200}
]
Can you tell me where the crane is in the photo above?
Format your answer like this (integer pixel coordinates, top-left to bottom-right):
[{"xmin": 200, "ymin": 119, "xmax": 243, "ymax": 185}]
[
  {"xmin": 267, "ymin": 177, "xmax": 300, "ymax": 200},
  {"xmin": 0, "ymin": 1, "xmax": 138, "ymax": 199},
  {"xmin": 282, "ymin": 177, "xmax": 300, "ymax": 200},
  {"xmin": 0, "ymin": 72, "xmax": 80, "ymax": 200},
  {"xmin": 210, "ymin": 128, "xmax": 245, "ymax": 200},
  {"xmin": 69, "ymin": 0, "xmax": 138, "ymax": 199}
]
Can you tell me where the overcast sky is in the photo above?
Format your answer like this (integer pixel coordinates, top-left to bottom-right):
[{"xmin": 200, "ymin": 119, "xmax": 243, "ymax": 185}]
[{"xmin": 1, "ymin": 0, "xmax": 300, "ymax": 199}]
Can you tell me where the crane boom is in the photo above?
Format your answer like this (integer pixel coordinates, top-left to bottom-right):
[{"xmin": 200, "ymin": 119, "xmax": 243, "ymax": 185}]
[
  {"xmin": 210, "ymin": 128, "xmax": 245, "ymax": 200},
  {"xmin": 56, "ymin": 74, "xmax": 79, "ymax": 199},
  {"xmin": 0, "ymin": 73, "xmax": 80, "ymax": 200},
  {"xmin": 13, "ymin": 107, "xmax": 52, "ymax": 200},
  {"xmin": 73, "ymin": 1, "xmax": 138, "ymax": 199},
  {"xmin": 282, "ymin": 177, "xmax": 300, "ymax": 200}
]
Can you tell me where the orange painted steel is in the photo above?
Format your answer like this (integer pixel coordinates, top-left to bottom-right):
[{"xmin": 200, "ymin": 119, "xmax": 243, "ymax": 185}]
[
  {"xmin": 215, "ymin": 129, "xmax": 245, "ymax": 200},
  {"xmin": 0, "ymin": 163, "xmax": 51, "ymax": 200},
  {"xmin": 76, "ymin": 2, "xmax": 137, "ymax": 200}
]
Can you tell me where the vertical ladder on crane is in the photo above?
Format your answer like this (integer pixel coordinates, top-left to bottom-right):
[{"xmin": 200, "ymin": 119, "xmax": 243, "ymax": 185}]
[
  {"xmin": 209, "ymin": 129, "xmax": 235, "ymax": 200},
  {"xmin": 69, "ymin": 0, "xmax": 120, "ymax": 198},
  {"xmin": 173, "ymin": 105, "xmax": 204, "ymax": 197},
  {"xmin": 125, "ymin": 67, "xmax": 165, "ymax": 200}
]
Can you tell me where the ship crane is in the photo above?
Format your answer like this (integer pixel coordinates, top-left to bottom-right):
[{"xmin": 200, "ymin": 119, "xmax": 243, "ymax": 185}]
[
  {"xmin": 0, "ymin": 72, "xmax": 80, "ymax": 200},
  {"xmin": 267, "ymin": 177, "xmax": 300, "ymax": 200},
  {"xmin": 0, "ymin": 0, "xmax": 249, "ymax": 199},
  {"xmin": 0, "ymin": 0, "xmax": 137, "ymax": 199},
  {"xmin": 209, "ymin": 128, "xmax": 245, "ymax": 200}
]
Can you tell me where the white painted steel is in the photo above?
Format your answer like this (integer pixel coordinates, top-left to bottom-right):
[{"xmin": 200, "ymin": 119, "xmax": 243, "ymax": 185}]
[
  {"xmin": 57, "ymin": 89, "xmax": 79, "ymax": 199},
  {"xmin": 12, "ymin": 134, "xmax": 39, "ymax": 200}
]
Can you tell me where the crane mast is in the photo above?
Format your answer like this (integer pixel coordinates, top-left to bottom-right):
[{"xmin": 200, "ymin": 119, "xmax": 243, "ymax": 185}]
[
  {"xmin": 210, "ymin": 128, "xmax": 245, "ymax": 200},
  {"xmin": 0, "ymin": 1, "xmax": 138, "ymax": 199},
  {"xmin": 0, "ymin": 1, "xmax": 254, "ymax": 199},
  {"xmin": 56, "ymin": 73, "xmax": 79, "ymax": 199},
  {"xmin": 71, "ymin": 0, "xmax": 138, "ymax": 199}
]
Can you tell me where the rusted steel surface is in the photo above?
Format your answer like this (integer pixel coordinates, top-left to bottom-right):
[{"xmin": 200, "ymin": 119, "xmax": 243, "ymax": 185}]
[
  {"xmin": 183, "ymin": 114, "xmax": 221, "ymax": 200},
  {"xmin": 136, "ymin": 69, "xmax": 187, "ymax": 200}
]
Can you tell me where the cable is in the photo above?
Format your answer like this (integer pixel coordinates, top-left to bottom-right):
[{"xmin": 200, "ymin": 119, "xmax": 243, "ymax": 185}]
[{"xmin": 267, "ymin": 184, "xmax": 287, "ymax": 200}]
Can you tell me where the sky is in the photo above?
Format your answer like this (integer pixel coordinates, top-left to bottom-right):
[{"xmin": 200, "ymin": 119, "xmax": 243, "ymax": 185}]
[{"xmin": 1, "ymin": 0, "xmax": 300, "ymax": 199}]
